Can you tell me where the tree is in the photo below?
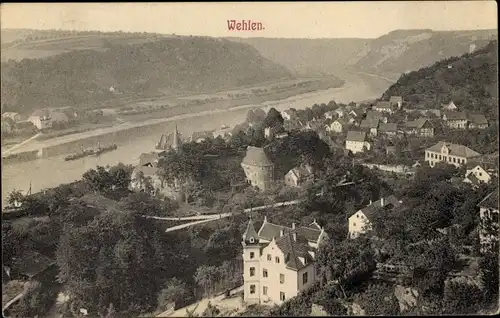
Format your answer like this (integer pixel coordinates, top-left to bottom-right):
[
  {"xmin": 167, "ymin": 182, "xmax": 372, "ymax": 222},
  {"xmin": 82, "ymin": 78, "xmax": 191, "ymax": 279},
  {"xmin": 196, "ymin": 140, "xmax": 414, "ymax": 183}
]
[
  {"xmin": 157, "ymin": 278, "xmax": 192, "ymax": 311},
  {"xmin": 479, "ymin": 241, "xmax": 499, "ymax": 304},
  {"xmin": 7, "ymin": 189, "xmax": 25, "ymax": 207},
  {"xmin": 442, "ymin": 280, "xmax": 483, "ymax": 314},
  {"xmin": 194, "ymin": 265, "xmax": 220, "ymax": 297},
  {"xmin": 355, "ymin": 283, "xmax": 400, "ymax": 315},
  {"xmin": 120, "ymin": 191, "xmax": 178, "ymax": 217},
  {"xmin": 262, "ymin": 107, "xmax": 284, "ymax": 130}
]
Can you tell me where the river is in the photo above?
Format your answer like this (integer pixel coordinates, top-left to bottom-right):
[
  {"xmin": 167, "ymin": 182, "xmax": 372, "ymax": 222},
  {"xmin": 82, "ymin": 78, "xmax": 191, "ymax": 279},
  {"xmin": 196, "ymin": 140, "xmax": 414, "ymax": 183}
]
[{"xmin": 1, "ymin": 72, "xmax": 392, "ymax": 203}]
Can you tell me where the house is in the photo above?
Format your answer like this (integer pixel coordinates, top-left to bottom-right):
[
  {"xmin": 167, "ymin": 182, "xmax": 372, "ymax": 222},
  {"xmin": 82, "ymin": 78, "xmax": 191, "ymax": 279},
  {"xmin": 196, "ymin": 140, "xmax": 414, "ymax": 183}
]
[
  {"xmin": 389, "ymin": 96, "xmax": 403, "ymax": 109},
  {"xmin": 365, "ymin": 110, "xmax": 387, "ymax": 123},
  {"xmin": 28, "ymin": 110, "xmax": 52, "ymax": 130},
  {"xmin": 405, "ymin": 118, "xmax": 434, "ymax": 137},
  {"xmin": 345, "ymin": 131, "xmax": 371, "ymax": 154},
  {"xmin": 464, "ymin": 152, "xmax": 499, "ymax": 185},
  {"xmin": 348, "ymin": 109, "xmax": 359, "ymax": 117},
  {"xmin": 378, "ymin": 123, "xmax": 398, "ymax": 137},
  {"xmin": 281, "ymin": 109, "xmax": 297, "ymax": 121},
  {"xmin": 360, "ymin": 119, "xmax": 380, "ymax": 136},
  {"xmin": 1, "ymin": 118, "xmax": 14, "ymax": 134},
  {"xmin": 407, "ymin": 108, "xmax": 442, "ymax": 118},
  {"xmin": 50, "ymin": 111, "xmax": 69, "ymax": 123},
  {"xmin": 478, "ymin": 192, "xmax": 499, "ymax": 253},
  {"xmin": 386, "ymin": 146, "xmax": 397, "ymax": 156},
  {"xmin": 348, "ymin": 196, "xmax": 402, "ymax": 239},
  {"xmin": 467, "ymin": 113, "xmax": 489, "ymax": 129},
  {"xmin": 373, "ymin": 101, "xmax": 393, "ymax": 114},
  {"xmin": 284, "ymin": 165, "xmax": 314, "ymax": 188},
  {"xmin": 241, "ymin": 146, "xmax": 275, "ymax": 191},
  {"xmin": 156, "ymin": 125, "xmax": 183, "ymax": 151},
  {"xmin": 424, "ymin": 141, "xmax": 481, "ymax": 168},
  {"xmin": 333, "ymin": 108, "xmax": 345, "ymax": 118},
  {"xmin": 442, "ymin": 101, "xmax": 458, "ymax": 111},
  {"xmin": 330, "ymin": 119, "xmax": 349, "ymax": 133},
  {"xmin": 324, "ymin": 111, "xmax": 335, "ymax": 120},
  {"xmin": 130, "ymin": 153, "xmax": 180, "ymax": 199},
  {"xmin": 318, "ymin": 133, "xmax": 349, "ymax": 156},
  {"xmin": 242, "ymin": 217, "xmax": 328, "ymax": 305},
  {"xmin": 442, "ymin": 111, "xmax": 468, "ymax": 129},
  {"xmin": 2, "ymin": 112, "xmax": 21, "ymax": 123}
]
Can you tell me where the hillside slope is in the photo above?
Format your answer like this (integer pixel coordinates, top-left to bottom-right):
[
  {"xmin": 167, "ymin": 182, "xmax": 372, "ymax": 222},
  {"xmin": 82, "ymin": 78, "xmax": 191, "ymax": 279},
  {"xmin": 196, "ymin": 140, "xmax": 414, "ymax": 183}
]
[
  {"xmin": 382, "ymin": 40, "xmax": 498, "ymax": 119},
  {"xmin": 230, "ymin": 29, "xmax": 497, "ymax": 78},
  {"xmin": 0, "ymin": 36, "xmax": 293, "ymax": 114}
]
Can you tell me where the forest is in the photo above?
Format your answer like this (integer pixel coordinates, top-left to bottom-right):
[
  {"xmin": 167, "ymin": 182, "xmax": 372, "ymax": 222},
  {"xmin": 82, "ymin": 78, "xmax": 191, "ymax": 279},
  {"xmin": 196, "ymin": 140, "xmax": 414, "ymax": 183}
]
[{"xmin": 382, "ymin": 40, "xmax": 498, "ymax": 119}]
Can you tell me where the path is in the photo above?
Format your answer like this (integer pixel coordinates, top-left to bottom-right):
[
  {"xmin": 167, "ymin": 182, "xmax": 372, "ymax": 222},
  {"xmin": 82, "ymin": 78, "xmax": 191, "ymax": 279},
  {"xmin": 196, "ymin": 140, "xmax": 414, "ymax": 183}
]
[
  {"xmin": 2, "ymin": 133, "xmax": 42, "ymax": 157},
  {"xmin": 163, "ymin": 181, "xmax": 355, "ymax": 233}
]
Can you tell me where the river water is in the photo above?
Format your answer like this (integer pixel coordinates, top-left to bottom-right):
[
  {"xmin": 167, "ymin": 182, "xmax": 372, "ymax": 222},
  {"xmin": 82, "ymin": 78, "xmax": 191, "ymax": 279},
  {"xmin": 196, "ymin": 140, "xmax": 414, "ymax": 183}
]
[{"xmin": 1, "ymin": 72, "xmax": 390, "ymax": 203}]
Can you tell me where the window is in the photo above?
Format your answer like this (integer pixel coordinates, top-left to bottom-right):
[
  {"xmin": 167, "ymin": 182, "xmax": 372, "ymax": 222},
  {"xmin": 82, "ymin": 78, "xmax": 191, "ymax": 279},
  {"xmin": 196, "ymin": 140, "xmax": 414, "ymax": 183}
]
[
  {"xmin": 280, "ymin": 274, "xmax": 285, "ymax": 284},
  {"xmin": 353, "ymin": 222, "xmax": 356, "ymax": 227},
  {"xmin": 263, "ymin": 269, "xmax": 268, "ymax": 278},
  {"xmin": 250, "ymin": 252, "xmax": 255, "ymax": 259},
  {"xmin": 275, "ymin": 256, "xmax": 280, "ymax": 263},
  {"xmin": 453, "ymin": 157, "xmax": 456, "ymax": 163},
  {"xmin": 267, "ymin": 254, "xmax": 272, "ymax": 261},
  {"xmin": 250, "ymin": 267, "xmax": 255, "ymax": 277},
  {"xmin": 302, "ymin": 272, "xmax": 308, "ymax": 284},
  {"xmin": 479, "ymin": 172, "xmax": 483, "ymax": 177},
  {"xmin": 356, "ymin": 214, "xmax": 359, "ymax": 218},
  {"xmin": 280, "ymin": 292, "xmax": 286, "ymax": 301},
  {"xmin": 263, "ymin": 286, "xmax": 268, "ymax": 295},
  {"xmin": 250, "ymin": 285, "xmax": 256, "ymax": 294}
]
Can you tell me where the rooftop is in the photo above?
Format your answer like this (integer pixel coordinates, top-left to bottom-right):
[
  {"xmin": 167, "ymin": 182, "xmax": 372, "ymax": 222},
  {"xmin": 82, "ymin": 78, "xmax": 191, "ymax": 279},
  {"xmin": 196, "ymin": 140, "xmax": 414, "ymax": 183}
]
[
  {"xmin": 241, "ymin": 146, "xmax": 274, "ymax": 167},
  {"xmin": 346, "ymin": 130, "xmax": 367, "ymax": 142},
  {"xmin": 375, "ymin": 101, "xmax": 391, "ymax": 109},
  {"xmin": 443, "ymin": 111, "xmax": 467, "ymax": 120},
  {"xmin": 379, "ymin": 123, "xmax": 398, "ymax": 132},
  {"xmin": 357, "ymin": 195, "xmax": 402, "ymax": 220},
  {"xmin": 478, "ymin": 191, "xmax": 499, "ymax": 210},
  {"xmin": 406, "ymin": 118, "xmax": 431, "ymax": 129},
  {"xmin": 426, "ymin": 141, "xmax": 481, "ymax": 158}
]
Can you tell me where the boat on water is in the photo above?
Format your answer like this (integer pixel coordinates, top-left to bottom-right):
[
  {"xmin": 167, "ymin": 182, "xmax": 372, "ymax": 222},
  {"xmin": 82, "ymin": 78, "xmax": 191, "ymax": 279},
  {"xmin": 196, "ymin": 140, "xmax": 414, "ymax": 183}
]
[{"xmin": 64, "ymin": 143, "xmax": 118, "ymax": 161}]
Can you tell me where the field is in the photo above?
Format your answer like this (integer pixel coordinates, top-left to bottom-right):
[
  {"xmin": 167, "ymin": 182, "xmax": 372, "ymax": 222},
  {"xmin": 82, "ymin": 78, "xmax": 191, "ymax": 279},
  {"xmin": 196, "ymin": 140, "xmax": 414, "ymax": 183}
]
[{"xmin": 1, "ymin": 33, "xmax": 171, "ymax": 62}]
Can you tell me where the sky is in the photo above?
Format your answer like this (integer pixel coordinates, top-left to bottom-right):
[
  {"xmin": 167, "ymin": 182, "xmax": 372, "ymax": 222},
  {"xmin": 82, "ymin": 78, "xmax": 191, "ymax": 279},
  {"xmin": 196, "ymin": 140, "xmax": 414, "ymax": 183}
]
[{"xmin": 1, "ymin": 2, "xmax": 497, "ymax": 39}]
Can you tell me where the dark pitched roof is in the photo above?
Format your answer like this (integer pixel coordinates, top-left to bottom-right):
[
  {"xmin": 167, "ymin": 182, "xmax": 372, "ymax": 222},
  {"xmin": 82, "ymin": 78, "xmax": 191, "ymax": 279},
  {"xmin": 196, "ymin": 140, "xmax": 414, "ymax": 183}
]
[
  {"xmin": 375, "ymin": 101, "xmax": 391, "ymax": 109},
  {"xmin": 444, "ymin": 111, "xmax": 467, "ymax": 120},
  {"xmin": 360, "ymin": 119, "xmax": 380, "ymax": 129},
  {"xmin": 467, "ymin": 152, "xmax": 499, "ymax": 170},
  {"xmin": 133, "ymin": 165, "xmax": 160, "ymax": 177},
  {"xmin": 365, "ymin": 110, "xmax": 385, "ymax": 121},
  {"xmin": 138, "ymin": 152, "xmax": 162, "ymax": 166},
  {"xmin": 258, "ymin": 222, "xmax": 289, "ymax": 241},
  {"xmin": 275, "ymin": 232, "xmax": 315, "ymax": 271},
  {"xmin": 406, "ymin": 118, "xmax": 431, "ymax": 129},
  {"xmin": 468, "ymin": 113, "xmax": 488, "ymax": 125},
  {"xmin": 465, "ymin": 173, "xmax": 482, "ymax": 186},
  {"xmin": 296, "ymin": 226, "xmax": 322, "ymax": 242},
  {"xmin": 358, "ymin": 195, "xmax": 402, "ymax": 219},
  {"xmin": 346, "ymin": 130, "xmax": 367, "ymax": 142},
  {"xmin": 426, "ymin": 141, "xmax": 481, "ymax": 158},
  {"xmin": 389, "ymin": 96, "xmax": 403, "ymax": 104},
  {"xmin": 379, "ymin": 123, "xmax": 398, "ymax": 132},
  {"xmin": 334, "ymin": 118, "xmax": 349, "ymax": 126},
  {"xmin": 242, "ymin": 218, "xmax": 260, "ymax": 243},
  {"xmin": 242, "ymin": 146, "xmax": 274, "ymax": 167},
  {"xmin": 478, "ymin": 191, "xmax": 499, "ymax": 210},
  {"xmin": 288, "ymin": 165, "xmax": 314, "ymax": 180}
]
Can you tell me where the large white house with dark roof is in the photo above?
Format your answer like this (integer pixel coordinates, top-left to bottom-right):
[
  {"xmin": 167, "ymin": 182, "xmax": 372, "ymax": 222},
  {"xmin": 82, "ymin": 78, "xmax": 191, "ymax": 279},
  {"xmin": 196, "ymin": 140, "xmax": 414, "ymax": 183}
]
[
  {"xmin": 345, "ymin": 131, "xmax": 371, "ymax": 154},
  {"xmin": 241, "ymin": 217, "xmax": 328, "ymax": 305},
  {"xmin": 424, "ymin": 141, "xmax": 481, "ymax": 168}
]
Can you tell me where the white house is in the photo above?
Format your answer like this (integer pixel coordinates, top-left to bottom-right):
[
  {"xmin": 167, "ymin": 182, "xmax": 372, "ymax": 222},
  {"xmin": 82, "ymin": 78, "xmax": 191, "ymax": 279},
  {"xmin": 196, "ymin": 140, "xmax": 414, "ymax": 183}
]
[
  {"xmin": 284, "ymin": 165, "xmax": 314, "ymax": 188},
  {"xmin": 242, "ymin": 217, "xmax": 328, "ymax": 305},
  {"xmin": 442, "ymin": 101, "xmax": 458, "ymax": 111},
  {"xmin": 2, "ymin": 112, "xmax": 21, "ymax": 123},
  {"xmin": 424, "ymin": 141, "xmax": 481, "ymax": 168},
  {"xmin": 333, "ymin": 108, "xmax": 345, "ymax": 118},
  {"xmin": 345, "ymin": 131, "xmax": 371, "ymax": 154},
  {"xmin": 28, "ymin": 110, "xmax": 52, "ymax": 130},
  {"xmin": 389, "ymin": 96, "xmax": 403, "ymax": 109},
  {"xmin": 348, "ymin": 196, "xmax": 402, "ymax": 239},
  {"xmin": 330, "ymin": 119, "xmax": 349, "ymax": 133},
  {"xmin": 373, "ymin": 101, "xmax": 394, "ymax": 114},
  {"xmin": 324, "ymin": 111, "xmax": 335, "ymax": 120}
]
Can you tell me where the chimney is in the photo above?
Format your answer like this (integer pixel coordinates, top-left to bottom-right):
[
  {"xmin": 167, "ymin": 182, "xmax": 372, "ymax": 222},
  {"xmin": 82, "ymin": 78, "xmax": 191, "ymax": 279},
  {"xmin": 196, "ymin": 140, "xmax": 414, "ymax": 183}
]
[
  {"xmin": 369, "ymin": 199, "xmax": 372, "ymax": 205},
  {"xmin": 280, "ymin": 229, "xmax": 284, "ymax": 237},
  {"xmin": 292, "ymin": 222, "xmax": 295, "ymax": 229},
  {"xmin": 292, "ymin": 232, "xmax": 297, "ymax": 241},
  {"xmin": 381, "ymin": 197, "xmax": 385, "ymax": 206}
]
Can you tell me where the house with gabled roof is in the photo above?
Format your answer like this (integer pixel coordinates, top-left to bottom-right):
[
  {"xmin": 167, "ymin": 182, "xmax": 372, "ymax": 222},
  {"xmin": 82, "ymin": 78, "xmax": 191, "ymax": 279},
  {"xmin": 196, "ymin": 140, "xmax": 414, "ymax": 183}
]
[
  {"xmin": 467, "ymin": 113, "xmax": 489, "ymax": 129},
  {"xmin": 442, "ymin": 111, "xmax": 468, "ymax": 129},
  {"xmin": 424, "ymin": 141, "xmax": 481, "ymax": 168},
  {"xmin": 441, "ymin": 101, "xmax": 458, "ymax": 111},
  {"xmin": 365, "ymin": 110, "xmax": 388, "ymax": 123},
  {"xmin": 360, "ymin": 119, "xmax": 380, "ymax": 136},
  {"xmin": 330, "ymin": 118, "xmax": 350, "ymax": 133},
  {"xmin": 284, "ymin": 164, "xmax": 314, "ymax": 188},
  {"xmin": 373, "ymin": 101, "xmax": 394, "ymax": 114},
  {"xmin": 464, "ymin": 152, "xmax": 498, "ymax": 185},
  {"xmin": 346, "ymin": 131, "xmax": 371, "ymax": 154},
  {"xmin": 405, "ymin": 118, "xmax": 434, "ymax": 137},
  {"xmin": 241, "ymin": 217, "xmax": 328, "ymax": 305},
  {"xmin": 389, "ymin": 96, "xmax": 403, "ymax": 109},
  {"xmin": 378, "ymin": 123, "xmax": 398, "ymax": 137},
  {"xmin": 348, "ymin": 195, "xmax": 402, "ymax": 239}
]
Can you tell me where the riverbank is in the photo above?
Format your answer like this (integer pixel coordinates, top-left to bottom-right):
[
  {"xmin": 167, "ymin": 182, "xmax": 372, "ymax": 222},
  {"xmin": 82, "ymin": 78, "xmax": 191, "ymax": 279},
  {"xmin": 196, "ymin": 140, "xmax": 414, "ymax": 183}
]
[{"xmin": 2, "ymin": 71, "xmax": 392, "ymax": 203}]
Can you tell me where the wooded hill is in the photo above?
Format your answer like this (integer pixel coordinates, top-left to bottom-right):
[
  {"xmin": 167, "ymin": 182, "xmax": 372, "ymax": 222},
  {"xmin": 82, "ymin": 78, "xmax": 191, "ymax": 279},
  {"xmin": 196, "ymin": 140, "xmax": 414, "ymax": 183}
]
[
  {"xmin": 382, "ymin": 40, "xmax": 498, "ymax": 119},
  {"xmin": 0, "ymin": 36, "xmax": 293, "ymax": 114}
]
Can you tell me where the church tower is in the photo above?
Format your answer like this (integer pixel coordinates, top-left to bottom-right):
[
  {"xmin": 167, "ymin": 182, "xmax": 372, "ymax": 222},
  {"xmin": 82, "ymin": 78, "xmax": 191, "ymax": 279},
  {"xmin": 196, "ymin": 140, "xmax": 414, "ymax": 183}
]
[
  {"xmin": 156, "ymin": 124, "xmax": 183, "ymax": 152},
  {"xmin": 242, "ymin": 217, "xmax": 261, "ymax": 305}
]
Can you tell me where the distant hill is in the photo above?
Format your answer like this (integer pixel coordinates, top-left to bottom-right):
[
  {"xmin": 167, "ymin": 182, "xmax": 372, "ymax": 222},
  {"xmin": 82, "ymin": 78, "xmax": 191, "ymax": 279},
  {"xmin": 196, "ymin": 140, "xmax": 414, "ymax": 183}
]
[
  {"xmin": 229, "ymin": 29, "xmax": 497, "ymax": 78},
  {"xmin": 0, "ymin": 36, "xmax": 293, "ymax": 114},
  {"xmin": 382, "ymin": 40, "xmax": 498, "ymax": 119}
]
